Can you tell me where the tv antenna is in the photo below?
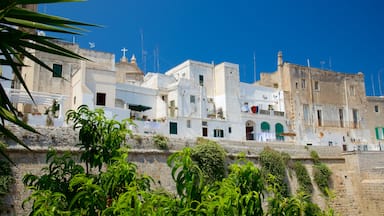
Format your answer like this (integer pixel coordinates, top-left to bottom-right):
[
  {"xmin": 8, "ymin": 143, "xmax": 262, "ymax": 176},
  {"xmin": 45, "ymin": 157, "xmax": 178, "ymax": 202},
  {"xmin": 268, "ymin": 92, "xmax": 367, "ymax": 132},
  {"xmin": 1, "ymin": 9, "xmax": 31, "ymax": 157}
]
[{"xmin": 253, "ymin": 52, "xmax": 256, "ymax": 82}]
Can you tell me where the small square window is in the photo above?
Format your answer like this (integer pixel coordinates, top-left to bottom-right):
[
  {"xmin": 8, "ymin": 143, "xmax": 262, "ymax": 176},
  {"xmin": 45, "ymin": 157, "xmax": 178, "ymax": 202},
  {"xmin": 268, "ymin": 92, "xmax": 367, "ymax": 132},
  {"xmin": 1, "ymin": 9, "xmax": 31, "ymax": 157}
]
[
  {"xmin": 375, "ymin": 105, "xmax": 379, "ymax": 113},
  {"xmin": 349, "ymin": 85, "xmax": 355, "ymax": 96},
  {"xmin": 314, "ymin": 81, "xmax": 319, "ymax": 90},
  {"xmin": 53, "ymin": 64, "xmax": 62, "ymax": 77},
  {"xmin": 202, "ymin": 121, "xmax": 208, "ymax": 126},
  {"xmin": 214, "ymin": 129, "xmax": 224, "ymax": 138},
  {"xmin": 199, "ymin": 75, "xmax": 204, "ymax": 86},
  {"xmin": 190, "ymin": 95, "xmax": 196, "ymax": 103},
  {"xmin": 301, "ymin": 79, "xmax": 306, "ymax": 89},
  {"xmin": 96, "ymin": 92, "xmax": 106, "ymax": 106}
]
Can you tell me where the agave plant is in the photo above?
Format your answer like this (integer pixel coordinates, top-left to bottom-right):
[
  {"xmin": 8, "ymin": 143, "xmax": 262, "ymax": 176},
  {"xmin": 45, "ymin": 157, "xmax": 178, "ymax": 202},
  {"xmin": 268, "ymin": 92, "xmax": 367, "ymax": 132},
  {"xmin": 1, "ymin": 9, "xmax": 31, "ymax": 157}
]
[{"xmin": 0, "ymin": 0, "xmax": 95, "ymax": 162}]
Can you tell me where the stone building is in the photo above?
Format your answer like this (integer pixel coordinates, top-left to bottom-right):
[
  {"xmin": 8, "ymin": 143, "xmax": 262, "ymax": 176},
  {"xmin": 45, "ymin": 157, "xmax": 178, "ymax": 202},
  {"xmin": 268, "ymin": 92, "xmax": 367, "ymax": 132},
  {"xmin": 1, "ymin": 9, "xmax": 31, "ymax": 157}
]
[
  {"xmin": 258, "ymin": 51, "xmax": 371, "ymax": 146},
  {"xmin": 366, "ymin": 96, "xmax": 384, "ymax": 146}
]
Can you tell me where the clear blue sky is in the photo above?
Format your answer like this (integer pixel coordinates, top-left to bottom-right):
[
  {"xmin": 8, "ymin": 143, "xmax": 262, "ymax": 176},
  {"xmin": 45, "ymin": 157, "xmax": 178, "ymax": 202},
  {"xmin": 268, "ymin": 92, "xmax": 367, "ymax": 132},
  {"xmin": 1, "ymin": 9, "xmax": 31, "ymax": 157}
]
[{"xmin": 40, "ymin": 0, "xmax": 384, "ymax": 96}]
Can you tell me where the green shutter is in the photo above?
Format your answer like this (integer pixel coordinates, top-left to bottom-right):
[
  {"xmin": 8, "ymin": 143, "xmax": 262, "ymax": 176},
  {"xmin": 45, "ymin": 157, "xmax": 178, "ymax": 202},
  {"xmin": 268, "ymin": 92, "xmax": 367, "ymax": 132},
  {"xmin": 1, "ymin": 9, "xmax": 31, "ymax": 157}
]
[
  {"xmin": 261, "ymin": 122, "xmax": 270, "ymax": 132},
  {"xmin": 170, "ymin": 122, "xmax": 177, "ymax": 135},
  {"xmin": 376, "ymin": 127, "xmax": 380, "ymax": 140},
  {"xmin": 275, "ymin": 123, "xmax": 284, "ymax": 141}
]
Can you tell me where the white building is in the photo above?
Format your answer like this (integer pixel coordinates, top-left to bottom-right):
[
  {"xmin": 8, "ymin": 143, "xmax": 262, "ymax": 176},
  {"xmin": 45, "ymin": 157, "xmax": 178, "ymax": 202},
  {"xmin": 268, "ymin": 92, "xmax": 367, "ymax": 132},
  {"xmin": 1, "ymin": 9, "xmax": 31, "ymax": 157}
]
[{"xmin": 11, "ymin": 41, "xmax": 289, "ymax": 142}]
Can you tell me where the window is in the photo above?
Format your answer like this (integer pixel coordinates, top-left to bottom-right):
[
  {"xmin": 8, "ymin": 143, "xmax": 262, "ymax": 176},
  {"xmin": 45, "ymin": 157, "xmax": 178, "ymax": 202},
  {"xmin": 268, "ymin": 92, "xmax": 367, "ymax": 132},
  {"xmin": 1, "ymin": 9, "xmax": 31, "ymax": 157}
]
[
  {"xmin": 202, "ymin": 127, "xmax": 208, "ymax": 137},
  {"xmin": 273, "ymin": 83, "xmax": 278, "ymax": 88},
  {"xmin": 295, "ymin": 82, "xmax": 298, "ymax": 89},
  {"xmin": 349, "ymin": 85, "xmax": 355, "ymax": 96},
  {"xmin": 339, "ymin": 108, "xmax": 344, "ymax": 128},
  {"xmin": 190, "ymin": 95, "xmax": 196, "ymax": 103},
  {"xmin": 261, "ymin": 121, "xmax": 270, "ymax": 132},
  {"xmin": 314, "ymin": 81, "xmax": 319, "ymax": 90},
  {"xmin": 275, "ymin": 123, "xmax": 284, "ymax": 141},
  {"xmin": 352, "ymin": 109, "xmax": 358, "ymax": 128},
  {"xmin": 301, "ymin": 79, "xmax": 306, "ymax": 89},
  {"xmin": 303, "ymin": 104, "xmax": 309, "ymax": 123},
  {"xmin": 170, "ymin": 100, "xmax": 176, "ymax": 117},
  {"xmin": 202, "ymin": 121, "xmax": 208, "ymax": 126},
  {"xmin": 73, "ymin": 96, "xmax": 76, "ymax": 105},
  {"xmin": 374, "ymin": 105, "xmax": 379, "ymax": 113},
  {"xmin": 375, "ymin": 127, "xmax": 384, "ymax": 140},
  {"xmin": 228, "ymin": 127, "xmax": 232, "ymax": 134},
  {"xmin": 96, "ymin": 93, "xmax": 106, "ymax": 106},
  {"xmin": 53, "ymin": 64, "xmax": 62, "ymax": 77},
  {"xmin": 199, "ymin": 75, "xmax": 204, "ymax": 86},
  {"xmin": 214, "ymin": 129, "xmax": 224, "ymax": 138},
  {"xmin": 317, "ymin": 109, "xmax": 322, "ymax": 126},
  {"xmin": 187, "ymin": 120, "xmax": 191, "ymax": 128},
  {"xmin": 170, "ymin": 122, "xmax": 178, "ymax": 134}
]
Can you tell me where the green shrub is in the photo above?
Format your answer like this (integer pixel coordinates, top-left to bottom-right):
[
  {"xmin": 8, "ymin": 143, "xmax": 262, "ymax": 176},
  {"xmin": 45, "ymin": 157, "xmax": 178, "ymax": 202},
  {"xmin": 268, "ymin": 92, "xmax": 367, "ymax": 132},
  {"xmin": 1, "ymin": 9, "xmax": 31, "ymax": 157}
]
[
  {"xmin": 153, "ymin": 134, "xmax": 169, "ymax": 150},
  {"xmin": 293, "ymin": 161, "xmax": 313, "ymax": 194},
  {"xmin": 259, "ymin": 147, "xmax": 289, "ymax": 196},
  {"xmin": 191, "ymin": 138, "xmax": 227, "ymax": 183},
  {"xmin": 313, "ymin": 163, "xmax": 332, "ymax": 195},
  {"xmin": 310, "ymin": 150, "xmax": 320, "ymax": 165},
  {"xmin": 0, "ymin": 160, "xmax": 14, "ymax": 196}
]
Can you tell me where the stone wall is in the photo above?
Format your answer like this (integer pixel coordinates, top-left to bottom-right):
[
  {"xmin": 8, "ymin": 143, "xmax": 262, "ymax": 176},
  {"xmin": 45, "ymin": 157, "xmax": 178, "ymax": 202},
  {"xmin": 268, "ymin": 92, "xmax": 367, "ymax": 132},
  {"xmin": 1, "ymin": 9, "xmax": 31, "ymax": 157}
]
[{"xmin": 1, "ymin": 126, "xmax": 384, "ymax": 215}]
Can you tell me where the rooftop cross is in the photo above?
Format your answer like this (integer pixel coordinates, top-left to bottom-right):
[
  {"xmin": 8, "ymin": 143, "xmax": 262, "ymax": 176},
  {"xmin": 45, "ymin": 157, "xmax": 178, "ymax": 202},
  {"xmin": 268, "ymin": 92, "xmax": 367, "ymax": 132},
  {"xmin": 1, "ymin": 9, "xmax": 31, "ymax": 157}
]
[{"xmin": 121, "ymin": 48, "xmax": 128, "ymax": 58}]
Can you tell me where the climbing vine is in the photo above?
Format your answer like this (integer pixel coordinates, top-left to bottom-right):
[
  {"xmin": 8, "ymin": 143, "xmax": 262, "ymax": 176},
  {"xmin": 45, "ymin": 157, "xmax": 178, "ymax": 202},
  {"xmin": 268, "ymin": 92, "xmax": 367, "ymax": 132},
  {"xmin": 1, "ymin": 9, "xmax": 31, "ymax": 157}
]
[
  {"xmin": 293, "ymin": 161, "xmax": 313, "ymax": 194},
  {"xmin": 259, "ymin": 147, "xmax": 289, "ymax": 197},
  {"xmin": 311, "ymin": 150, "xmax": 332, "ymax": 196}
]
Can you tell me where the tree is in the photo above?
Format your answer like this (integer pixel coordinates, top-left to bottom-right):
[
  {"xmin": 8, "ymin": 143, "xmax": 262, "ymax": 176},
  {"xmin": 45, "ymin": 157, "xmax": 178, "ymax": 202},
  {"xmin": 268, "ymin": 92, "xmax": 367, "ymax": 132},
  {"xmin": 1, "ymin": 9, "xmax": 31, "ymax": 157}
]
[{"xmin": 0, "ymin": 0, "xmax": 95, "ymax": 162}]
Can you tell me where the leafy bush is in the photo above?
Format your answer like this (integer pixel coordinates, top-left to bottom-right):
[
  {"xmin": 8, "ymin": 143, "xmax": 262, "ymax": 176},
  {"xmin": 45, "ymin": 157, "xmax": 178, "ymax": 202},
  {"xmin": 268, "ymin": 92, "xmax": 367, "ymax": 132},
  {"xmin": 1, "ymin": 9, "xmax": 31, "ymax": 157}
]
[
  {"xmin": 259, "ymin": 147, "xmax": 289, "ymax": 196},
  {"xmin": 153, "ymin": 134, "xmax": 169, "ymax": 150},
  {"xmin": 310, "ymin": 150, "xmax": 320, "ymax": 165},
  {"xmin": 293, "ymin": 161, "xmax": 313, "ymax": 194},
  {"xmin": 313, "ymin": 163, "xmax": 332, "ymax": 195},
  {"xmin": 191, "ymin": 138, "xmax": 227, "ymax": 183},
  {"xmin": 0, "ymin": 160, "xmax": 14, "ymax": 195},
  {"xmin": 310, "ymin": 150, "xmax": 333, "ymax": 196}
]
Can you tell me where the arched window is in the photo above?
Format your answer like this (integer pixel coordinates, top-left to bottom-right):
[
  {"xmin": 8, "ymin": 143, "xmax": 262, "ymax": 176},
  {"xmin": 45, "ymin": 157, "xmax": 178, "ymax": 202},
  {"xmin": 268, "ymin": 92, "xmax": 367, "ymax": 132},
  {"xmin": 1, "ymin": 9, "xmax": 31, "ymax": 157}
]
[
  {"xmin": 275, "ymin": 123, "xmax": 284, "ymax": 141},
  {"xmin": 261, "ymin": 121, "xmax": 270, "ymax": 132}
]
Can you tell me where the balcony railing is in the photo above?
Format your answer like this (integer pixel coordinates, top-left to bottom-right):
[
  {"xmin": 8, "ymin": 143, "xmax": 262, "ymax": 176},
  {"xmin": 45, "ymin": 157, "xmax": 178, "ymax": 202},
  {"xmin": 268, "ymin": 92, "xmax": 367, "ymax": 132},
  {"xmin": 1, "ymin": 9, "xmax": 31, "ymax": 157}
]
[{"xmin": 242, "ymin": 108, "xmax": 285, "ymax": 118}]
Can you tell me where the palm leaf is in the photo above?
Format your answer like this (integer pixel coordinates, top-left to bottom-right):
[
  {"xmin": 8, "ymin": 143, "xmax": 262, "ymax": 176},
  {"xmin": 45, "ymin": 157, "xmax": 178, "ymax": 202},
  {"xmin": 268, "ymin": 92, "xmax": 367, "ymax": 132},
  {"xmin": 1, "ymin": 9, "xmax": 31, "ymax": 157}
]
[{"xmin": 0, "ymin": 0, "xmax": 96, "ymax": 164}]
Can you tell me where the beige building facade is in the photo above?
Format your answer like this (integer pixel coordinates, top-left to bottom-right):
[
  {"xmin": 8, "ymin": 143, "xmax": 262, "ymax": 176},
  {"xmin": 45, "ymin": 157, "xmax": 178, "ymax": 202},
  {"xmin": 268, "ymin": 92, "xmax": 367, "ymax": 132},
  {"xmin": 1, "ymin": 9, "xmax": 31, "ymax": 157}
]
[{"xmin": 258, "ymin": 52, "xmax": 371, "ymax": 146}]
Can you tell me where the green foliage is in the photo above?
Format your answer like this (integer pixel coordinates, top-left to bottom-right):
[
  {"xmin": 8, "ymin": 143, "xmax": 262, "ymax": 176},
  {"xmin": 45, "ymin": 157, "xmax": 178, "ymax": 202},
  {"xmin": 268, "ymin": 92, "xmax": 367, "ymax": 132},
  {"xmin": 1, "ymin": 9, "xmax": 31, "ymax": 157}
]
[
  {"xmin": 191, "ymin": 138, "xmax": 226, "ymax": 183},
  {"xmin": 313, "ymin": 163, "xmax": 332, "ymax": 195},
  {"xmin": 293, "ymin": 161, "xmax": 313, "ymax": 194},
  {"xmin": 23, "ymin": 149, "xmax": 84, "ymax": 202},
  {"xmin": 0, "ymin": 0, "xmax": 95, "ymax": 163},
  {"xmin": 24, "ymin": 108, "xmax": 334, "ymax": 215},
  {"xmin": 310, "ymin": 150, "xmax": 321, "ymax": 165},
  {"xmin": 153, "ymin": 134, "xmax": 169, "ymax": 150},
  {"xmin": 167, "ymin": 147, "xmax": 203, "ymax": 209},
  {"xmin": 0, "ymin": 159, "xmax": 14, "ymax": 195},
  {"xmin": 66, "ymin": 105, "xmax": 132, "ymax": 173},
  {"xmin": 259, "ymin": 147, "xmax": 289, "ymax": 196},
  {"xmin": 310, "ymin": 150, "xmax": 333, "ymax": 196}
]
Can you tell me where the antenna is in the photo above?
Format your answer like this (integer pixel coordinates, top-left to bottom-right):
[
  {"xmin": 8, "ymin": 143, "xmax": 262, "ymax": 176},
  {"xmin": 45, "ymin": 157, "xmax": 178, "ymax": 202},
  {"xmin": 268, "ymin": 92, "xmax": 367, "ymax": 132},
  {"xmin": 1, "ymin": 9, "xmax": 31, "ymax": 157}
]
[
  {"xmin": 371, "ymin": 73, "xmax": 376, "ymax": 96},
  {"xmin": 253, "ymin": 52, "xmax": 256, "ymax": 82},
  {"xmin": 320, "ymin": 61, "xmax": 325, "ymax": 70},
  {"xmin": 328, "ymin": 56, "xmax": 332, "ymax": 70},
  {"xmin": 379, "ymin": 70, "xmax": 383, "ymax": 96},
  {"xmin": 140, "ymin": 29, "xmax": 147, "ymax": 73}
]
